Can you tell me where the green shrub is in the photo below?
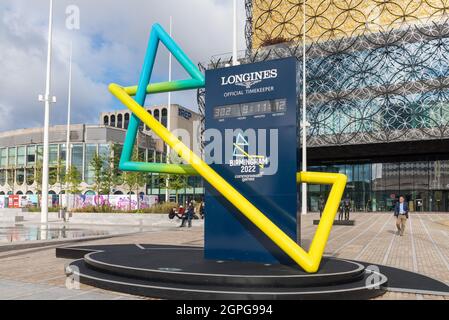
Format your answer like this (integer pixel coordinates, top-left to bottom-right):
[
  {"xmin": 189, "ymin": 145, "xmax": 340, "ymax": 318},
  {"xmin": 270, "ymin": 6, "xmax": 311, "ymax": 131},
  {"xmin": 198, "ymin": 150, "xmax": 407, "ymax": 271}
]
[
  {"xmin": 26, "ymin": 206, "xmax": 62, "ymax": 213},
  {"xmin": 71, "ymin": 202, "xmax": 177, "ymax": 214}
]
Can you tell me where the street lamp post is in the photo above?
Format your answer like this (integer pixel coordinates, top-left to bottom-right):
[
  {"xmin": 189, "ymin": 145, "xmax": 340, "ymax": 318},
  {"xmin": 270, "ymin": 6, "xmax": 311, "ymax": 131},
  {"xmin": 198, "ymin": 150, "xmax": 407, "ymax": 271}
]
[
  {"xmin": 39, "ymin": 0, "xmax": 56, "ymax": 224},
  {"xmin": 65, "ymin": 41, "xmax": 73, "ymax": 210},
  {"xmin": 301, "ymin": 0, "xmax": 308, "ymax": 216}
]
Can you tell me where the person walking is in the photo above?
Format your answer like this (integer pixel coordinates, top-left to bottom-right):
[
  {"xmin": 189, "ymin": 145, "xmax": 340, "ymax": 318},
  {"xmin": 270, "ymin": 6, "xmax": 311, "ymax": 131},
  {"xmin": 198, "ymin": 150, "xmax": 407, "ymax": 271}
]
[
  {"xmin": 343, "ymin": 196, "xmax": 351, "ymax": 221},
  {"xmin": 318, "ymin": 196, "xmax": 325, "ymax": 218},
  {"xmin": 338, "ymin": 200, "xmax": 344, "ymax": 221},
  {"xmin": 394, "ymin": 195, "xmax": 409, "ymax": 236},
  {"xmin": 199, "ymin": 201, "xmax": 205, "ymax": 219}
]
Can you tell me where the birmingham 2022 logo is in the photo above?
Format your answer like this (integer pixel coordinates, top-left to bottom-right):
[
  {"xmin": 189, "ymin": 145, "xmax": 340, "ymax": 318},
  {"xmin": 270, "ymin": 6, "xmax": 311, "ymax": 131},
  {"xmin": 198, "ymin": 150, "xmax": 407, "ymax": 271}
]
[{"xmin": 204, "ymin": 128, "xmax": 279, "ymax": 182}]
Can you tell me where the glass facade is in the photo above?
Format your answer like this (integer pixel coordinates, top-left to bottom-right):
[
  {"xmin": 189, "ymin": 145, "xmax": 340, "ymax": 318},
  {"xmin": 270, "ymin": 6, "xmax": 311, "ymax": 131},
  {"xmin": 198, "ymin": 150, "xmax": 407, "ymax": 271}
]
[
  {"xmin": 0, "ymin": 143, "xmax": 117, "ymax": 191},
  {"xmin": 147, "ymin": 174, "xmax": 204, "ymax": 203},
  {"xmin": 307, "ymin": 159, "xmax": 449, "ymax": 212},
  {"xmin": 0, "ymin": 138, "xmax": 201, "ymax": 200}
]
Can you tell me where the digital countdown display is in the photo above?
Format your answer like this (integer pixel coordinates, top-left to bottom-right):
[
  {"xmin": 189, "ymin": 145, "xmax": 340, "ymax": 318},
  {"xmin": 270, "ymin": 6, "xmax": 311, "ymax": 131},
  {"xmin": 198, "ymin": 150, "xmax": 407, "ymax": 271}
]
[{"xmin": 213, "ymin": 99, "xmax": 287, "ymax": 119}]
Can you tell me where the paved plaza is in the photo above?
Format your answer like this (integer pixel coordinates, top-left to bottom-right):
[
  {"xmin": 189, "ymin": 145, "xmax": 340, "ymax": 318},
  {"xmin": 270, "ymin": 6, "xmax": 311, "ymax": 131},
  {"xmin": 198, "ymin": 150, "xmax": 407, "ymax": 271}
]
[{"xmin": 0, "ymin": 212, "xmax": 448, "ymax": 300}]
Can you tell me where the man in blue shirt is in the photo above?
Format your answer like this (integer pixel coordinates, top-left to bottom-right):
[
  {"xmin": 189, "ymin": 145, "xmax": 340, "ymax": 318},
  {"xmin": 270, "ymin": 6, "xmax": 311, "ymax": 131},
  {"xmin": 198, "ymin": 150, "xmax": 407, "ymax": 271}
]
[{"xmin": 394, "ymin": 196, "xmax": 409, "ymax": 236}]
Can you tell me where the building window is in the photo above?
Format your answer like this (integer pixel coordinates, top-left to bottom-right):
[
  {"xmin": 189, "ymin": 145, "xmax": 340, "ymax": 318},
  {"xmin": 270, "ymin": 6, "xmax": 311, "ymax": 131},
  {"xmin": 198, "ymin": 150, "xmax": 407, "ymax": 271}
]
[
  {"xmin": 117, "ymin": 114, "xmax": 123, "ymax": 128},
  {"xmin": 49, "ymin": 145, "xmax": 58, "ymax": 166},
  {"xmin": 0, "ymin": 148, "xmax": 7, "ymax": 167},
  {"xmin": 0, "ymin": 170, "xmax": 5, "ymax": 186},
  {"xmin": 37, "ymin": 145, "xmax": 43, "ymax": 162},
  {"xmin": 59, "ymin": 145, "xmax": 67, "ymax": 164},
  {"xmin": 148, "ymin": 150, "xmax": 155, "ymax": 163},
  {"xmin": 154, "ymin": 109, "xmax": 160, "ymax": 122},
  {"xmin": 110, "ymin": 115, "xmax": 116, "ymax": 127},
  {"xmin": 16, "ymin": 168, "xmax": 25, "ymax": 185},
  {"xmin": 49, "ymin": 167, "xmax": 57, "ymax": 185},
  {"xmin": 7, "ymin": 169, "xmax": 14, "ymax": 186},
  {"xmin": 103, "ymin": 115, "xmax": 109, "ymax": 126},
  {"xmin": 161, "ymin": 108, "xmax": 168, "ymax": 127},
  {"xmin": 99, "ymin": 144, "xmax": 110, "ymax": 161},
  {"xmin": 8, "ymin": 147, "xmax": 16, "ymax": 167},
  {"xmin": 71, "ymin": 144, "xmax": 84, "ymax": 178},
  {"xmin": 145, "ymin": 110, "xmax": 152, "ymax": 131},
  {"xmin": 84, "ymin": 144, "xmax": 97, "ymax": 185},
  {"xmin": 26, "ymin": 168, "xmax": 34, "ymax": 186},
  {"xmin": 17, "ymin": 147, "xmax": 25, "ymax": 167},
  {"xmin": 124, "ymin": 113, "xmax": 130, "ymax": 129},
  {"xmin": 27, "ymin": 146, "xmax": 36, "ymax": 165}
]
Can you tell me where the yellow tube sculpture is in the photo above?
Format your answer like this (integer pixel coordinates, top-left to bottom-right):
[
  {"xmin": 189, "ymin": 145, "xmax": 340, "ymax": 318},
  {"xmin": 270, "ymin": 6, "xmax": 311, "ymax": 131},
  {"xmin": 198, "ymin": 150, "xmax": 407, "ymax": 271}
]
[{"xmin": 109, "ymin": 23, "xmax": 347, "ymax": 273}]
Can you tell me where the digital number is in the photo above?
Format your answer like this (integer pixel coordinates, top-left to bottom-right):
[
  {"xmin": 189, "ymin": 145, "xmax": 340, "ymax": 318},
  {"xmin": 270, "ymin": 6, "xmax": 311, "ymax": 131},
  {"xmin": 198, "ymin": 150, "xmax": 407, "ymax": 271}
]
[
  {"xmin": 274, "ymin": 99, "xmax": 286, "ymax": 112},
  {"xmin": 241, "ymin": 165, "xmax": 256, "ymax": 173},
  {"xmin": 214, "ymin": 99, "xmax": 287, "ymax": 119}
]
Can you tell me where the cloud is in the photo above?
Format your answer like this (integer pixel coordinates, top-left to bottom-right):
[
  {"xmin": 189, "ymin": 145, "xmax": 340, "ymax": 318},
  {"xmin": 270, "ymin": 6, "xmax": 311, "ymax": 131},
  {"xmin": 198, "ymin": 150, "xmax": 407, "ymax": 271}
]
[{"xmin": 0, "ymin": 0, "xmax": 246, "ymax": 131}]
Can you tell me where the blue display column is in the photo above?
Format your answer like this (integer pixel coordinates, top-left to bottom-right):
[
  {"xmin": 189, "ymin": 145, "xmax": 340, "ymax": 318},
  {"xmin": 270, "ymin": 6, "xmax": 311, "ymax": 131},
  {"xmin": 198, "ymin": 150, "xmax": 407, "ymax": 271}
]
[{"xmin": 204, "ymin": 57, "xmax": 298, "ymax": 264}]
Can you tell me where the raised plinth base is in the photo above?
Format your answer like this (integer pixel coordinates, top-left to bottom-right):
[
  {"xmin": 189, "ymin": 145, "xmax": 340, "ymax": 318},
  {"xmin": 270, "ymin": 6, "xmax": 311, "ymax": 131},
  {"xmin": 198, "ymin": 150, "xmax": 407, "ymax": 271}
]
[
  {"xmin": 314, "ymin": 220, "xmax": 355, "ymax": 226},
  {"xmin": 56, "ymin": 244, "xmax": 388, "ymax": 300}
]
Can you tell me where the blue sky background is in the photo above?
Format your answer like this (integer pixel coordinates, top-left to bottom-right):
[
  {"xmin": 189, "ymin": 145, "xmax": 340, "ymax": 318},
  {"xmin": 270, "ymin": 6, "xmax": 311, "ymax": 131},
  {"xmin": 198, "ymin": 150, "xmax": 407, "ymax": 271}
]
[{"xmin": 0, "ymin": 0, "xmax": 246, "ymax": 131}]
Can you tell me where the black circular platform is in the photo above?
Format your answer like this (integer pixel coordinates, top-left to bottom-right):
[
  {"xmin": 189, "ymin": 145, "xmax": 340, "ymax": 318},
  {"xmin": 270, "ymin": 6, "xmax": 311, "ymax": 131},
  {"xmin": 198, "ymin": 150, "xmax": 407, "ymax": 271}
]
[
  {"xmin": 58, "ymin": 244, "xmax": 389, "ymax": 300},
  {"xmin": 84, "ymin": 246, "xmax": 366, "ymax": 287}
]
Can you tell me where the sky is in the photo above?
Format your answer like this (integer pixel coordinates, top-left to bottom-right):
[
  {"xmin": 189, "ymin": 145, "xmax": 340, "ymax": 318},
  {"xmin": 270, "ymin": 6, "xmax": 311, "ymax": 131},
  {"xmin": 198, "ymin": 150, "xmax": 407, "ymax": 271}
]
[{"xmin": 0, "ymin": 0, "xmax": 246, "ymax": 131}]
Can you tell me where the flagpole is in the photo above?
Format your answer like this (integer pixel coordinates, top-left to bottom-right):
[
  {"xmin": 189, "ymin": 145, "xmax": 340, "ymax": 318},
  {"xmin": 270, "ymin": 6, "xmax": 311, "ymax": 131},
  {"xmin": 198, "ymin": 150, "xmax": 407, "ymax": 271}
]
[
  {"xmin": 232, "ymin": 0, "xmax": 239, "ymax": 66},
  {"xmin": 165, "ymin": 16, "xmax": 173, "ymax": 202},
  {"xmin": 39, "ymin": 0, "xmax": 55, "ymax": 224}
]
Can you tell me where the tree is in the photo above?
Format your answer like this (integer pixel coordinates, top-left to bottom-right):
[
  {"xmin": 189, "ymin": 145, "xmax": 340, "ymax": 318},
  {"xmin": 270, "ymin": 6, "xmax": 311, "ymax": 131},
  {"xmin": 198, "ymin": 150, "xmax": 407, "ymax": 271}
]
[
  {"xmin": 159, "ymin": 150, "xmax": 190, "ymax": 204},
  {"xmin": 48, "ymin": 157, "xmax": 65, "ymax": 207},
  {"xmin": 65, "ymin": 165, "xmax": 82, "ymax": 210},
  {"xmin": 158, "ymin": 173, "xmax": 189, "ymax": 205},
  {"xmin": 90, "ymin": 153, "xmax": 104, "ymax": 202},
  {"xmin": 122, "ymin": 145, "xmax": 146, "ymax": 210},
  {"xmin": 50, "ymin": 157, "xmax": 66, "ymax": 191},
  {"xmin": 100, "ymin": 153, "xmax": 120, "ymax": 204}
]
